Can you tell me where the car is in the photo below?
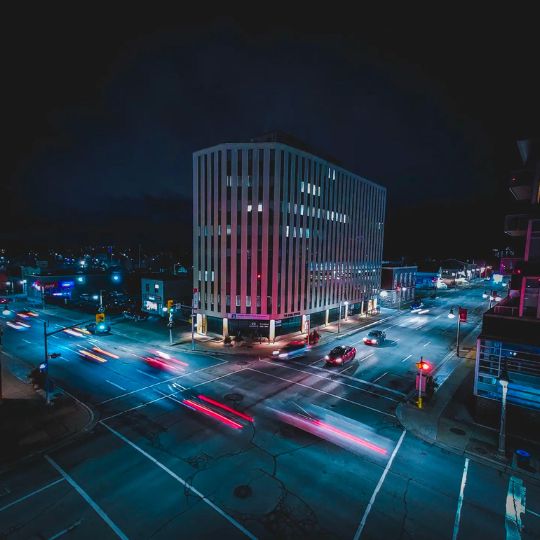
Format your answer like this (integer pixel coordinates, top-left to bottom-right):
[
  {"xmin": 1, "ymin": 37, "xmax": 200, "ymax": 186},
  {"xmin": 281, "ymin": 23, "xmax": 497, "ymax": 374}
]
[
  {"xmin": 410, "ymin": 300, "xmax": 424, "ymax": 311},
  {"xmin": 272, "ymin": 340, "xmax": 309, "ymax": 360},
  {"xmin": 85, "ymin": 322, "xmax": 111, "ymax": 335},
  {"xmin": 325, "ymin": 345, "xmax": 356, "ymax": 366},
  {"xmin": 363, "ymin": 330, "xmax": 386, "ymax": 346},
  {"xmin": 0, "ymin": 297, "xmax": 13, "ymax": 304},
  {"xmin": 123, "ymin": 309, "xmax": 149, "ymax": 321}
]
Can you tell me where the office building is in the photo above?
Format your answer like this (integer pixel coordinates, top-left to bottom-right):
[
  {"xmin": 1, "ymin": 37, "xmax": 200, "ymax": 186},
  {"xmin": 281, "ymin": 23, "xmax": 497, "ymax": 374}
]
[{"xmin": 193, "ymin": 133, "xmax": 386, "ymax": 340}]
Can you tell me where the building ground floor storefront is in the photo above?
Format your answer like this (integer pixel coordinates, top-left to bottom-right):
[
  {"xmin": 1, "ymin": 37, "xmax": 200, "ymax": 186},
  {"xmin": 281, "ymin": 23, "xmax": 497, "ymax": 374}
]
[{"xmin": 196, "ymin": 298, "xmax": 379, "ymax": 341}]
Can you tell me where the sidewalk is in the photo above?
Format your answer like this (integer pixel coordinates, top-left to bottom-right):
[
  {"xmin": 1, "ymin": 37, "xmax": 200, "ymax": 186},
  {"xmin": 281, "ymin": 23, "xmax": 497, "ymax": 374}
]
[
  {"xmin": 0, "ymin": 356, "xmax": 96, "ymax": 473},
  {"xmin": 397, "ymin": 354, "xmax": 540, "ymax": 484},
  {"xmin": 171, "ymin": 309, "xmax": 397, "ymax": 356}
]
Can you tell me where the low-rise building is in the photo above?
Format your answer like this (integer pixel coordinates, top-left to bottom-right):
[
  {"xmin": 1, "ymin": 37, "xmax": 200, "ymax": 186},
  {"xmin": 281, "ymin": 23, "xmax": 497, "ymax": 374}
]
[
  {"xmin": 379, "ymin": 265, "xmax": 417, "ymax": 308},
  {"xmin": 141, "ymin": 274, "xmax": 192, "ymax": 317}
]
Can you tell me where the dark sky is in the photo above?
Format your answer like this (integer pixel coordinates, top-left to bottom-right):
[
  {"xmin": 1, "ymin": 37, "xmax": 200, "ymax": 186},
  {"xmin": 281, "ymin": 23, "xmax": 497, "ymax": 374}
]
[{"xmin": 3, "ymin": 6, "xmax": 539, "ymax": 261}]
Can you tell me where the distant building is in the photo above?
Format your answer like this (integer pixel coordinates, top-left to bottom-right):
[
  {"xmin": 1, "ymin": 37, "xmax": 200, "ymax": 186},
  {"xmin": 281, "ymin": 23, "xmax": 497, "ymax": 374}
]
[
  {"xmin": 193, "ymin": 133, "xmax": 386, "ymax": 339},
  {"xmin": 379, "ymin": 265, "xmax": 417, "ymax": 308},
  {"xmin": 476, "ymin": 138, "xmax": 540, "ymax": 422}
]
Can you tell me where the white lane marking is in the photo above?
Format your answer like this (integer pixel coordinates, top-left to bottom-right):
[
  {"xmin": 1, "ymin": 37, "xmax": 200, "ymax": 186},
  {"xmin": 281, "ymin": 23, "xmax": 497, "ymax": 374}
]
[
  {"xmin": 423, "ymin": 341, "xmax": 431, "ymax": 347},
  {"xmin": 340, "ymin": 363, "xmax": 357, "ymax": 375},
  {"xmin": 283, "ymin": 359, "xmax": 406, "ymax": 397},
  {"xmin": 0, "ymin": 478, "xmax": 65, "ymax": 513},
  {"xmin": 106, "ymin": 380, "xmax": 127, "ymax": 391},
  {"xmin": 401, "ymin": 354, "xmax": 412, "ymax": 363},
  {"xmin": 434, "ymin": 315, "xmax": 441, "ymax": 319},
  {"xmin": 98, "ymin": 361, "xmax": 227, "ymax": 405},
  {"xmin": 190, "ymin": 368, "xmax": 249, "ymax": 389},
  {"xmin": 45, "ymin": 455, "xmax": 128, "ymax": 540},
  {"xmin": 247, "ymin": 368, "xmax": 396, "ymax": 418},
  {"xmin": 372, "ymin": 372, "xmax": 388, "ymax": 384},
  {"xmin": 353, "ymin": 430, "xmax": 407, "ymax": 539},
  {"xmin": 51, "ymin": 335, "xmax": 60, "ymax": 339},
  {"xmin": 452, "ymin": 458, "xmax": 469, "ymax": 540},
  {"xmin": 136, "ymin": 369, "xmax": 159, "ymax": 380},
  {"xmin": 101, "ymin": 423, "xmax": 258, "ymax": 540},
  {"xmin": 262, "ymin": 359, "xmax": 400, "ymax": 402},
  {"xmin": 359, "ymin": 352, "xmax": 374, "ymax": 362},
  {"xmin": 48, "ymin": 519, "xmax": 83, "ymax": 539},
  {"xmin": 22, "ymin": 339, "xmax": 32, "ymax": 344},
  {"xmin": 101, "ymin": 369, "xmax": 243, "ymax": 422},
  {"xmin": 505, "ymin": 475, "xmax": 526, "ymax": 540}
]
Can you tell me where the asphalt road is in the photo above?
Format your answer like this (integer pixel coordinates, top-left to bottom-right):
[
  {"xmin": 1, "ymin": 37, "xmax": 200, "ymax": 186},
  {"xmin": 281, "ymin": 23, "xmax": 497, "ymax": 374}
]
[{"xmin": 1, "ymin": 285, "xmax": 539, "ymax": 539}]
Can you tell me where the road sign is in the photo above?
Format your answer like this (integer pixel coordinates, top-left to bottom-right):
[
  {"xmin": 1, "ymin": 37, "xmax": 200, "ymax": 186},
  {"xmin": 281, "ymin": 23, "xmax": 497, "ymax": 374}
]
[
  {"xmin": 96, "ymin": 313, "xmax": 105, "ymax": 323},
  {"xmin": 459, "ymin": 307, "xmax": 467, "ymax": 322}
]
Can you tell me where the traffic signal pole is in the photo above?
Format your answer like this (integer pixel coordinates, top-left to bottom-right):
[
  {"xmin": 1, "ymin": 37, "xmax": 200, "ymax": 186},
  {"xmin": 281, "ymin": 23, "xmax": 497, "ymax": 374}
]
[
  {"xmin": 456, "ymin": 316, "xmax": 461, "ymax": 358},
  {"xmin": 43, "ymin": 321, "xmax": 50, "ymax": 405}
]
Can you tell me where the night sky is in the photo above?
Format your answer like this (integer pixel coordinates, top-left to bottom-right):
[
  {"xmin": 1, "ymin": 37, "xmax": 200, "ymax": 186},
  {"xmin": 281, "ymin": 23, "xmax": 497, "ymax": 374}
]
[{"xmin": 3, "ymin": 7, "xmax": 539, "ymax": 261}]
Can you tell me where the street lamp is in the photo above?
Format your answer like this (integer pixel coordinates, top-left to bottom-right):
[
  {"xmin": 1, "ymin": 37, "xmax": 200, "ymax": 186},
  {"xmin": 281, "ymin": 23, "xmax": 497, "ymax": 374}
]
[{"xmin": 498, "ymin": 365, "xmax": 510, "ymax": 458}]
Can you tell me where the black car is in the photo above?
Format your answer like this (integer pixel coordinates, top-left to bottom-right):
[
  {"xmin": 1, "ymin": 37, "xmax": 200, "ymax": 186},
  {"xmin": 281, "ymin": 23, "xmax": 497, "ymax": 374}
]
[
  {"xmin": 85, "ymin": 322, "xmax": 111, "ymax": 334},
  {"xmin": 363, "ymin": 330, "xmax": 386, "ymax": 346},
  {"xmin": 410, "ymin": 300, "xmax": 424, "ymax": 311}
]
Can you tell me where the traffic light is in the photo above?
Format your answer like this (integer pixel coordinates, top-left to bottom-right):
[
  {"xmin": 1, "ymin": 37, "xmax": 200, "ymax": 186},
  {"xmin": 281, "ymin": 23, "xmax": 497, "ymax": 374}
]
[
  {"xmin": 416, "ymin": 357, "xmax": 431, "ymax": 372},
  {"xmin": 96, "ymin": 313, "xmax": 105, "ymax": 323},
  {"xmin": 458, "ymin": 307, "xmax": 467, "ymax": 322},
  {"xmin": 166, "ymin": 299, "xmax": 174, "ymax": 311}
]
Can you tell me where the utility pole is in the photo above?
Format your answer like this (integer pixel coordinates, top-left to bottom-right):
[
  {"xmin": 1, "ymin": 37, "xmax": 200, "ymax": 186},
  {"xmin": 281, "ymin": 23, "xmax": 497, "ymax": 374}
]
[
  {"xmin": 43, "ymin": 321, "xmax": 50, "ymax": 405},
  {"xmin": 456, "ymin": 313, "xmax": 461, "ymax": 357},
  {"xmin": 0, "ymin": 324, "xmax": 4, "ymax": 403}
]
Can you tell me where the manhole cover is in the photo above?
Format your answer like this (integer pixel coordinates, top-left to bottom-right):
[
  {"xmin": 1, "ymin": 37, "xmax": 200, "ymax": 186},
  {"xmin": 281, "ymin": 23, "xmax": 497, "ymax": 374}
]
[
  {"xmin": 450, "ymin": 427, "xmax": 466, "ymax": 436},
  {"xmin": 233, "ymin": 485, "xmax": 252, "ymax": 499},
  {"xmin": 225, "ymin": 393, "xmax": 244, "ymax": 403}
]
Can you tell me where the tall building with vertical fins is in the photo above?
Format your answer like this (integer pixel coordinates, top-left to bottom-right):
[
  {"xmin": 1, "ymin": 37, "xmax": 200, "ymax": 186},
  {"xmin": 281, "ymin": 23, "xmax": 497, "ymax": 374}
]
[{"xmin": 193, "ymin": 132, "xmax": 386, "ymax": 340}]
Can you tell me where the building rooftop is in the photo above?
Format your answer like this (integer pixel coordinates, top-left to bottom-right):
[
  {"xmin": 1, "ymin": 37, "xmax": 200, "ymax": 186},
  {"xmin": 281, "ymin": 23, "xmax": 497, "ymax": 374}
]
[{"xmin": 249, "ymin": 131, "xmax": 343, "ymax": 166}]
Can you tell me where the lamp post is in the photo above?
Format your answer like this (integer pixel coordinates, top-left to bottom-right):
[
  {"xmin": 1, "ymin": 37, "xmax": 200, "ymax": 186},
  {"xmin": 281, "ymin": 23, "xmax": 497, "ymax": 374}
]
[
  {"xmin": 20, "ymin": 280, "xmax": 27, "ymax": 296},
  {"xmin": 448, "ymin": 307, "xmax": 461, "ymax": 357},
  {"xmin": 98, "ymin": 290, "xmax": 106, "ymax": 313},
  {"xmin": 498, "ymin": 366, "xmax": 510, "ymax": 458},
  {"xmin": 338, "ymin": 300, "xmax": 342, "ymax": 334}
]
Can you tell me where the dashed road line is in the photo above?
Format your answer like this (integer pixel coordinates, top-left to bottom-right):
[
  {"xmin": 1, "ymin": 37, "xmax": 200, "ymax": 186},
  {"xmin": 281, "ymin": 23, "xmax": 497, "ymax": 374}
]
[
  {"xmin": 401, "ymin": 354, "xmax": 412, "ymax": 363},
  {"xmin": 372, "ymin": 372, "xmax": 388, "ymax": 384},
  {"xmin": 136, "ymin": 369, "xmax": 159, "ymax": 380},
  {"xmin": 106, "ymin": 380, "xmax": 127, "ymax": 391},
  {"xmin": 423, "ymin": 341, "xmax": 431, "ymax": 347},
  {"xmin": 22, "ymin": 339, "xmax": 32, "ymax": 344}
]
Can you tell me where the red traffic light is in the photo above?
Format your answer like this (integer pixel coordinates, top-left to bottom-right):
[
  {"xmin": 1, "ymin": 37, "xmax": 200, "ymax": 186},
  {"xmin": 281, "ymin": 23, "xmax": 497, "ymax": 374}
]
[
  {"xmin": 257, "ymin": 273, "xmax": 261, "ymax": 279},
  {"xmin": 458, "ymin": 307, "xmax": 467, "ymax": 322},
  {"xmin": 416, "ymin": 357, "xmax": 431, "ymax": 371}
]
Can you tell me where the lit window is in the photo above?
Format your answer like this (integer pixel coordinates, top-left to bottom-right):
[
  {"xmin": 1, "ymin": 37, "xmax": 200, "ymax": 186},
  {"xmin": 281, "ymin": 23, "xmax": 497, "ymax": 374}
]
[
  {"xmin": 226, "ymin": 225, "xmax": 231, "ymax": 235},
  {"xmin": 306, "ymin": 229, "xmax": 310, "ymax": 238},
  {"xmin": 198, "ymin": 271, "xmax": 201, "ymax": 280},
  {"xmin": 258, "ymin": 203, "xmax": 262, "ymax": 212},
  {"xmin": 300, "ymin": 205, "xmax": 304, "ymax": 215},
  {"xmin": 236, "ymin": 295, "xmax": 241, "ymax": 307},
  {"xmin": 331, "ymin": 211, "xmax": 335, "ymax": 220},
  {"xmin": 318, "ymin": 186, "xmax": 321, "ymax": 196},
  {"xmin": 299, "ymin": 228, "xmax": 303, "ymax": 238},
  {"xmin": 318, "ymin": 209, "xmax": 321, "ymax": 218},
  {"xmin": 332, "ymin": 170, "xmax": 336, "ymax": 180},
  {"xmin": 218, "ymin": 225, "xmax": 221, "ymax": 235},
  {"xmin": 327, "ymin": 211, "xmax": 330, "ymax": 219},
  {"xmin": 293, "ymin": 227, "xmax": 297, "ymax": 237},
  {"xmin": 286, "ymin": 225, "xmax": 290, "ymax": 237},
  {"xmin": 205, "ymin": 271, "xmax": 208, "ymax": 280},
  {"xmin": 211, "ymin": 271, "xmax": 215, "ymax": 281},
  {"xmin": 247, "ymin": 204, "xmax": 252, "ymax": 212},
  {"xmin": 246, "ymin": 296, "xmax": 251, "ymax": 307},
  {"xmin": 301, "ymin": 181, "xmax": 305, "ymax": 192}
]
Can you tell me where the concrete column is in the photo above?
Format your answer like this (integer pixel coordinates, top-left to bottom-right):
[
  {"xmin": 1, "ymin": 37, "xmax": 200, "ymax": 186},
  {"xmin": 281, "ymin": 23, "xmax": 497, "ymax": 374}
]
[
  {"xmin": 269, "ymin": 320, "xmax": 276, "ymax": 343},
  {"xmin": 324, "ymin": 309, "xmax": 329, "ymax": 326},
  {"xmin": 222, "ymin": 318, "xmax": 229, "ymax": 338}
]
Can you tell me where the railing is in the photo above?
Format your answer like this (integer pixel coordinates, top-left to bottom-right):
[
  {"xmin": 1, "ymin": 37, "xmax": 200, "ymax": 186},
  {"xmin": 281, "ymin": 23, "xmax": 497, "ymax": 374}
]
[{"xmin": 493, "ymin": 304, "xmax": 519, "ymax": 317}]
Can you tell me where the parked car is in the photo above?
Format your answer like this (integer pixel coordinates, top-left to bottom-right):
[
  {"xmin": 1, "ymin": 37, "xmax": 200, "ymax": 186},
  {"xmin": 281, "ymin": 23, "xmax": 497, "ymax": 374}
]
[
  {"xmin": 272, "ymin": 340, "xmax": 309, "ymax": 360},
  {"xmin": 410, "ymin": 300, "xmax": 424, "ymax": 311},
  {"xmin": 123, "ymin": 309, "xmax": 149, "ymax": 321},
  {"xmin": 363, "ymin": 330, "xmax": 386, "ymax": 346},
  {"xmin": 325, "ymin": 345, "xmax": 356, "ymax": 366}
]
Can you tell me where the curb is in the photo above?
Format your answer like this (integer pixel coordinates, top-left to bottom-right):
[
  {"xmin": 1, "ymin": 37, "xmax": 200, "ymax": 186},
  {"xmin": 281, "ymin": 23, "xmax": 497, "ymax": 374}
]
[{"xmin": 0, "ymin": 359, "xmax": 98, "ymax": 475}]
